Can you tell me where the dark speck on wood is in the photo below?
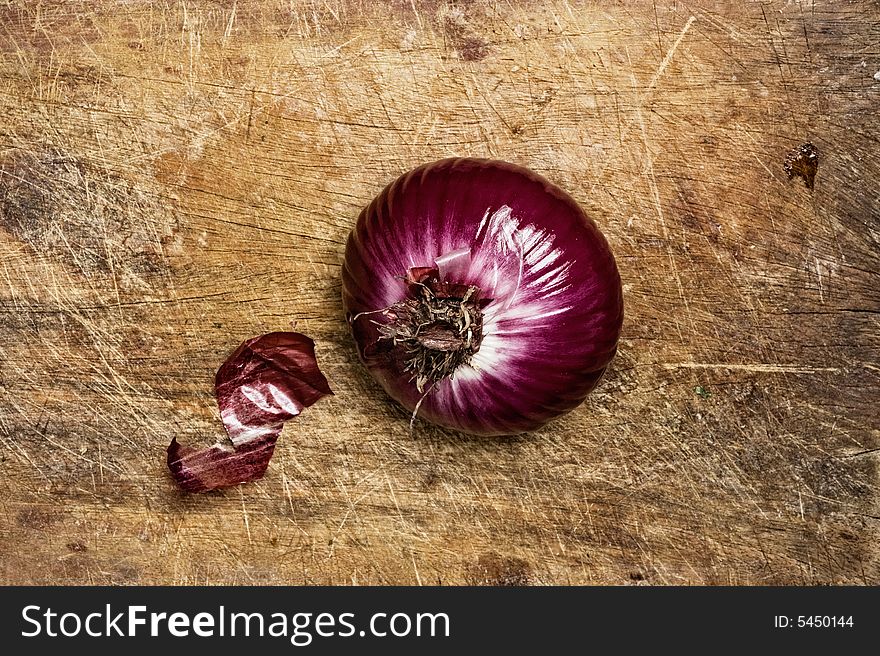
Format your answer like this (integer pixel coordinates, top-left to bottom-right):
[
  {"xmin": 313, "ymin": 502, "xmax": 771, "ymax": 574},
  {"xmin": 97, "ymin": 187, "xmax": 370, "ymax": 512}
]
[{"xmin": 783, "ymin": 142, "xmax": 820, "ymax": 190}]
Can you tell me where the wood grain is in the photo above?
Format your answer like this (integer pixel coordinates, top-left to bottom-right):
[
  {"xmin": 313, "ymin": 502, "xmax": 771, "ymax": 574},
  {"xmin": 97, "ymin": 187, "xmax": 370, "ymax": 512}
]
[{"xmin": 0, "ymin": 0, "xmax": 877, "ymax": 585}]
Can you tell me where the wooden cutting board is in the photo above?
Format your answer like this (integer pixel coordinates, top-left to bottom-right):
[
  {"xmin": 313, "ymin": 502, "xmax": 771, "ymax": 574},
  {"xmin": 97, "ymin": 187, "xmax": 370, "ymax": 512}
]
[{"xmin": 1, "ymin": 0, "xmax": 877, "ymax": 585}]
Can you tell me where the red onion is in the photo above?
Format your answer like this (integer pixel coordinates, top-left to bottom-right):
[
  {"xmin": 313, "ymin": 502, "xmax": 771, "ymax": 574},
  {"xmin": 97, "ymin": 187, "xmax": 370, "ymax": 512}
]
[
  {"xmin": 167, "ymin": 332, "xmax": 332, "ymax": 492},
  {"xmin": 342, "ymin": 159, "xmax": 623, "ymax": 436}
]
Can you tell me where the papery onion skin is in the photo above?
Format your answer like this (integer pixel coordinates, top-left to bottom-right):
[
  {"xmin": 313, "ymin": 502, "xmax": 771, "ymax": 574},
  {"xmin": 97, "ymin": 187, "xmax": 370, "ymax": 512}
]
[
  {"xmin": 342, "ymin": 158, "xmax": 623, "ymax": 436},
  {"xmin": 167, "ymin": 332, "xmax": 332, "ymax": 493}
]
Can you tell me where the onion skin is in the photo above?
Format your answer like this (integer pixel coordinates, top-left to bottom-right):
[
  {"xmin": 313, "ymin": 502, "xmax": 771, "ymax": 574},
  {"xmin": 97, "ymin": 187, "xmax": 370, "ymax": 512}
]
[
  {"xmin": 343, "ymin": 158, "xmax": 623, "ymax": 436},
  {"xmin": 167, "ymin": 332, "xmax": 332, "ymax": 493}
]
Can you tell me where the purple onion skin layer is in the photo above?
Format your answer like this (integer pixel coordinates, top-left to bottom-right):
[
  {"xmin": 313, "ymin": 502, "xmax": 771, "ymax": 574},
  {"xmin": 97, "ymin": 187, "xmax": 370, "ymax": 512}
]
[
  {"xmin": 167, "ymin": 332, "xmax": 332, "ymax": 493},
  {"xmin": 342, "ymin": 158, "xmax": 623, "ymax": 436}
]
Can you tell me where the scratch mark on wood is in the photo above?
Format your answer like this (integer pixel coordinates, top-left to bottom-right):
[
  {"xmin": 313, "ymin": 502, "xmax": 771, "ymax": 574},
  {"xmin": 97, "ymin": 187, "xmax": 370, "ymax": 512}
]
[
  {"xmin": 642, "ymin": 15, "xmax": 695, "ymax": 101},
  {"xmin": 240, "ymin": 487, "xmax": 252, "ymax": 545},
  {"xmin": 652, "ymin": 0, "xmax": 664, "ymax": 60},
  {"xmin": 224, "ymin": 1, "xmax": 237, "ymax": 42},
  {"xmin": 245, "ymin": 88, "xmax": 255, "ymax": 144},
  {"xmin": 661, "ymin": 363, "xmax": 843, "ymax": 374}
]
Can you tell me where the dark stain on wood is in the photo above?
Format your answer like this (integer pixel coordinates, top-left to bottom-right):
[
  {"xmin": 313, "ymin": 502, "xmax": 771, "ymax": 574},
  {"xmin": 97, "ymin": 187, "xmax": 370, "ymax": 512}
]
[
  {"xmin": 784, "ymin": 142, "xmax": 820, "ymax": 189},
  {"xmin": 440, "ymin": 4, "xmax": 489, "ymax": 61},
  {"xmin": 0, "ymin": 148, "xmax": 179, "ymax": 279},
  {"xmin": 466, "ymin": 552, "xmax": 533, "ymax": 586},
  {"xmin": 16, "ymin": 507, "xmax": 58, "ymax": 530}
]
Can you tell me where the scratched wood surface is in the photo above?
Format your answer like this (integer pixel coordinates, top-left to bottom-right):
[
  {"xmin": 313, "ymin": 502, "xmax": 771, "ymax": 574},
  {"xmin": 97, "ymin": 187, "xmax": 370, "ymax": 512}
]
[{"xmin": 1, "ymin": 0, "xmax": 878, "ymax": 585}]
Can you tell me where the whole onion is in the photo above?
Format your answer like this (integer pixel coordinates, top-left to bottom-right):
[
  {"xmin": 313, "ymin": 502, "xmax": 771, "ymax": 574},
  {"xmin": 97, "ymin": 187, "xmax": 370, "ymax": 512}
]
[{"xmin": 342, "ymin": 158, "xmax": 623, "ymax": 436}]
